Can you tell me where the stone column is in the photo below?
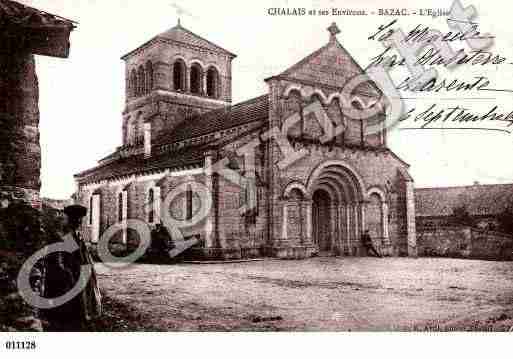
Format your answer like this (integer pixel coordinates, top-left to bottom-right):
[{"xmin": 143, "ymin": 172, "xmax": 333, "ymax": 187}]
[
  {"xmin": 0, "ymin": 53, "xmax": 42, "ymax": 207},
  {"xmin": 185, "ymin": 66, "xmax": 190, "ymax": 93},
  {"xmin": 281, "ymin": 203, "xmax": 288, "ymax": 240},
  {"xmin": 382, "ymin": 201, "xmax": 390, "ymax": 244},
  {"xmin": 143, "ymin": 121, "xmax": 152, "ymax": 158},
  {"xmin": 121, "ymin": 189, "xmax": 128, "ymax": 245},
  {"xmin": 405, "ymin": 181, "xmax": 417, "ymax": 257},
  {"xmin": 346, "ymin": 204, "xmax": 352, "ymax": 254},
  {"xmin": 338, "ymin": 205, "xmax": 346, "ymax": 254},
  {"xmin": 305, "ymin": 200, "xmax": 313, "ymax": 244},
  {"xmin": 202, "ymin": 70, "xmax": 207, "ymax": 96},
  {"xmin": 360, "ymin": 201, "xmax": 367, "ymax": 234},
  {"xmin": 299, "ymin": 201, "xmax": 305, "ymax": 244},
  {"xmin": 353, "ymin": 204, "xmax": 360, "ymax": 241},
  {"xmin": 204, "ymin": 152, "xmax": 215, "ymax": 248},
  {"xmin": 330, "ymin": 204, "xmax": 338, "ymax": 252}
]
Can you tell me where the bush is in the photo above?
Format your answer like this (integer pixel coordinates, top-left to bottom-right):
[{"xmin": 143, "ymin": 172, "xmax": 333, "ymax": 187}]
[
  {"xmin": 497, "ymin": 204, "xmax": 513, "ymax": 236},
  {"xmin": 451, "ymin": 206, "xmax": 475, "ymax": 227}
]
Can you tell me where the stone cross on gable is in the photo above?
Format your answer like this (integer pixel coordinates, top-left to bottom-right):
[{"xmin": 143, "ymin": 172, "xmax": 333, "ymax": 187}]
[{"xmin": 327, "ymin": 22, "xmax": 340, "ymax": 42}]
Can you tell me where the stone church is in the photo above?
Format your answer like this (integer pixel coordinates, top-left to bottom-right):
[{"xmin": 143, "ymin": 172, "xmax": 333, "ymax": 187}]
[{"xmin": 74, "ymin": 21, "xmax": 417, "ymax": 260}]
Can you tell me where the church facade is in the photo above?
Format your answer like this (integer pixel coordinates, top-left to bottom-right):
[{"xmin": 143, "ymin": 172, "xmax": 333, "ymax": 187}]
[{"xmin": 74, "ymin": 22, "xmax": 417, "ymax": 260}]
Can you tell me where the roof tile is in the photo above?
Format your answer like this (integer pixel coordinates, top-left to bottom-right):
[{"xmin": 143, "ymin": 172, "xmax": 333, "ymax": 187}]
[{"xmin": 155, "ymin": 94, "xmax": 269, "ymax": 145}]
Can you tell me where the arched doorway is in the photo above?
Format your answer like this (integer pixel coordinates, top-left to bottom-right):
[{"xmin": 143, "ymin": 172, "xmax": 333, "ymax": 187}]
[
  {"xmin": 307, "ymin": 161, "xmax": 366, "ymax": 255},
  {"xmin": 312, "ymin": 189, "xmax": 332, "ymax": 253}
]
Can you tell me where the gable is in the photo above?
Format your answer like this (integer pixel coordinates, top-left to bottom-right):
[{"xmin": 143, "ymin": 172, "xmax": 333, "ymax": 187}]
[{"xmin": 279, "ymin": 40, "xmax": 379, "ymax": 96}]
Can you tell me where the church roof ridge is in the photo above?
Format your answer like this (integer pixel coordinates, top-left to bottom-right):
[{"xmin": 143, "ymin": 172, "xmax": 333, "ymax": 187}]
[
  {"xmin": 74, "ymin": 145, "xmax": 207, "ymax": 183},
  {"xmin": 121, "ymin": 21, "xmax": 236, "ymax": 60},
  {"xmin": 154, "ymin": 93, "xmax": 269, "ymax": 146}
]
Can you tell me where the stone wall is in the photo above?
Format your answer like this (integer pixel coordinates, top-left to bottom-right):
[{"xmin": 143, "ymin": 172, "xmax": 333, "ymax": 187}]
[
  {"xmin": 0, "ymin": 52, "xmax": 42, "ymax": 206},
  {"xmin": 417, "ymin": 226, "xmax": 513, "ymax": 261},
  {"xmin": 77, "ymin": 169, "xmax": 208, "ymax": 246}
]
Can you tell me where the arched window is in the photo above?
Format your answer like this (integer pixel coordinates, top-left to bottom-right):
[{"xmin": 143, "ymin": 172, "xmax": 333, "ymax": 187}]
[
  {"xmin": 138, "ymin": 66, "xmax": 145, "ymax": 95},
  {"xmin": 118, "ymin": 192, "xmax": 123, "ymax": 222},
  {"xmin": 173, "ymin": 60, "xmax": 185, "ymax": 91},
  {"xmin": 130, "ymin": 70, "xmax": 137, "ymax": 97},
  {"xmin": 148, "ymin": 188, "xmax": 154, "ymax": 223},
  {"xmin": 89, "ymin": 196, "xmax": 93, "ymax": 225},
  {"xmin": 127, "ymin": 74, "xmax": 132, "ymax": 98},
  {"xmin": 126, "ymin": 118, "xmax": 133, "ymax": 144},
  {"xmin": 206, "ymin": 67, "xmax": 219, "ymax": 98},
  {"xmin": 134, "ymin": 71, "xmax": 140, "ymax": 97},
  {"xmin": 190, "ymin": 64, "xmax": 202, "ymax": 95},
  {"xmin": 145, "ymin": 61, "xmax": 153, "ymax": 93},
  {"xmin": 186, "ymin": 185, "xmax": 193, "ymax": 221},
  {"xmin": 134, "ymin": 112, "xmax": 143, "ymax": 144}
]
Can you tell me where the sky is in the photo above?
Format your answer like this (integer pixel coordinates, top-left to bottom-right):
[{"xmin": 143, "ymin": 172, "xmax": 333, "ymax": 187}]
[{"xmin": 17, "ymin": 0, "xmax": 513, "ymax": 199}]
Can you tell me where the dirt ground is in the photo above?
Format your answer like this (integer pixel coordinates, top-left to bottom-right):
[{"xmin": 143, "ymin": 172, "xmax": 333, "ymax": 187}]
[{"xmin": 93, "ymin": 257, "xmax": 513, "ymax": 331}]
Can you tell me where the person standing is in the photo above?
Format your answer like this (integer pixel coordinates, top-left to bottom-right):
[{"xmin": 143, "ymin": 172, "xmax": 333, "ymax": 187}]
[
  {"xmin": 361, "ymin": 229, "xmax": 382, "ymax": 258},
  {"xmin": 42, "ymin": 205, "xmax": 102, "ymax": 331},
  {"xmin": 150, "ymin": 223, "xmax": 174, "ymax": 262}
]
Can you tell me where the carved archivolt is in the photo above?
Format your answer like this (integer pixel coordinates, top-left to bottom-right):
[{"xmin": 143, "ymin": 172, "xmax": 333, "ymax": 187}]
[{"xmin": 282, "ymin": 83, "xmax": 382, "ymax": 112}]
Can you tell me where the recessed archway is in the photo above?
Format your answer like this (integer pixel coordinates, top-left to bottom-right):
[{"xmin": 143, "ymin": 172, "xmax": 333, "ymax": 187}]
[
  {"xmin": 206, "ymin": 67, "xmax": 219, "ymax": 98},
  {"xmin": 172, "ymin": 59, "xmax": 186, "ymax": 91},
  {"xmin": 307, "ymin": 160, "xmax": 366, "ymax": 255}
]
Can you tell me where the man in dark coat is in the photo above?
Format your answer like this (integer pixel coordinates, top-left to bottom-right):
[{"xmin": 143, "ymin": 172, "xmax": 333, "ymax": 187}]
[
  {"xmin": 42, "ymin": 205, "xmax": 102, "ymax": 331},
  {"xmin": 150, "ymin": 223, "xmax": 174, "ymax": 262},
  {"xmin": 361, "ymin": 230, "xmax": 382, "ymax": 258}
]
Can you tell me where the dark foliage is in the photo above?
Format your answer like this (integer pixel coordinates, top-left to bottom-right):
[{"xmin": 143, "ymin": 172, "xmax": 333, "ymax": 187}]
[
  {"xmin": 497, "ymin": 203, "xmax": 513, "ymax": 236},
  {"xmin": 451, "ymin": 205, "xmax": 475, "ymax": 227}
]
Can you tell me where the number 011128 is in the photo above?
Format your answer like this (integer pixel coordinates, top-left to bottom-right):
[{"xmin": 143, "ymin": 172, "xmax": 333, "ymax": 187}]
[{"xmin": 5, "ymin": 341, "xmax": 36, "ymax": 350}]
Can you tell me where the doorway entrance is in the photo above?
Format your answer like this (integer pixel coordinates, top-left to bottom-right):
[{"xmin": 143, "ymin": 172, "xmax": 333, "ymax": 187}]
[{"xmin": 312, "ymin": 189, "xmax": 332, "ymax": 253}]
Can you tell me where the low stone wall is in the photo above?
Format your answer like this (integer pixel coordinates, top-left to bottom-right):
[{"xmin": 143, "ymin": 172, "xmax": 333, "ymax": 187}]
[
  {"xmin": 185, "ymin": 247, "xmax": 265, "ymax": 261},
  {"xmin": 470, "ymin": 229, "xmax": 513, "ymax": 261},
  {"xmin": 417, "ymin": 226, "xmax": 513, "ymax": 261},
  {"xmin": 266, "ymin": 245, "xmax": 318, "ymax": 260}
]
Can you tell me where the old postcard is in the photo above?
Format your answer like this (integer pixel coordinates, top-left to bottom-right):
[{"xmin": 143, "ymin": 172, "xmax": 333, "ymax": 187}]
[{"xmin": 0, "ymin": 0, "xmax": 512, "ymax": 356}]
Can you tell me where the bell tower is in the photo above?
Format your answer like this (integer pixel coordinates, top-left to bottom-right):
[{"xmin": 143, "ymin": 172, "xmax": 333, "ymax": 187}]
[{"xmin": 120, "ymin": 21, "xmax": 236, "ymax": 147}]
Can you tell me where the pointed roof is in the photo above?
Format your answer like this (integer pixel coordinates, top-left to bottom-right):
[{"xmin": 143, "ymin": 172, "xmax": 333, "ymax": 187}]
[
  {"xmin": 267, "ymin": 23, "xmax": 380, "ymax": 97},
  {"xmin": 122, "ymin": 21, "xmax": 236, "ymax": 60}
]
